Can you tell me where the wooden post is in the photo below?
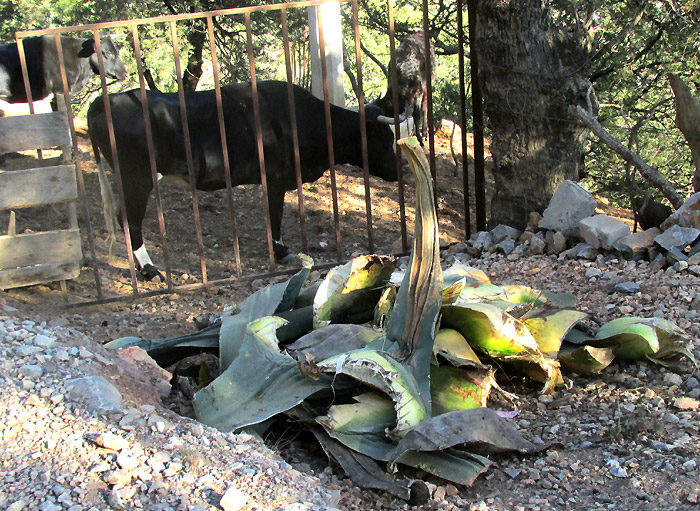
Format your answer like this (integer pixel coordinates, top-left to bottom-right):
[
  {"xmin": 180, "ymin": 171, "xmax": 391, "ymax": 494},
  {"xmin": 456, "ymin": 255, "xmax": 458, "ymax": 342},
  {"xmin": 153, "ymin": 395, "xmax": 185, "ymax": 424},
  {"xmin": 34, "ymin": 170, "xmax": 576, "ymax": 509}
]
[{"xmin": 308, "ymin": 2, "xmax": 345, "ymax": 106}]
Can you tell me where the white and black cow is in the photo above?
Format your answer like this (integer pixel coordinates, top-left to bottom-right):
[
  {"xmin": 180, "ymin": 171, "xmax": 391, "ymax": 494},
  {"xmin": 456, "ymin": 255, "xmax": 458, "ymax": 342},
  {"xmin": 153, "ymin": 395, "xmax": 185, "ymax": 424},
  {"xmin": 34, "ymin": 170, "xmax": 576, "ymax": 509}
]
[
  {"xmin": 87, "ymin": 80, "xmax": 398, "ymax": 280},
  {"xmin": 371, "ymin": 32, "xmax": 435, "ymax": 147},
  {"xmin": 0, "ymin": 35, "xmax": 128, "ymax": 109}
]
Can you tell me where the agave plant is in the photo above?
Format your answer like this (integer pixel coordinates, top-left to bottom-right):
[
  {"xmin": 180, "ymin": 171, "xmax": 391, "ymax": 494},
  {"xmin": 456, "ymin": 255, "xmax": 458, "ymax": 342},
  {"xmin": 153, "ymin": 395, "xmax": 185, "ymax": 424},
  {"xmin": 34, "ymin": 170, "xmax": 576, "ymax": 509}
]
[{"xmin": 107, "ymin": 137, "xmax": 695, "ymax": 500}]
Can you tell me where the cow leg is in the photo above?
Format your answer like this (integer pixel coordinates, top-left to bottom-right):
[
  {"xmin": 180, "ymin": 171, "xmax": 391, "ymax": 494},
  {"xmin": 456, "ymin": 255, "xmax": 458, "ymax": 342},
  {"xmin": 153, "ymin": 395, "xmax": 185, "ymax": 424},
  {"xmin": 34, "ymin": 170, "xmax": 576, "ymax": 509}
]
[
  {"xmin": 121, "ymin": 183, "xmax": 164, "ymax": 282},
  {"xmin": 267, "ymin": 185, "xmax": 296, "ymax": 264}
]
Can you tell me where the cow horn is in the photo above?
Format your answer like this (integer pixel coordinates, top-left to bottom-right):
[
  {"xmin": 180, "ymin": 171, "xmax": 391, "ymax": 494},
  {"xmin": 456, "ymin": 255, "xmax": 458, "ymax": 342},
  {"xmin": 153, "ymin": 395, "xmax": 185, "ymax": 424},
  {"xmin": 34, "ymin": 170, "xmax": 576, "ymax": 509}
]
[
  {"xmin": 376, "ymin": 101, "xmax": 415, "ymax": 125},
  {"xmin": 377, "ymin": 110, "xmax": 409, "ymax": 125}
]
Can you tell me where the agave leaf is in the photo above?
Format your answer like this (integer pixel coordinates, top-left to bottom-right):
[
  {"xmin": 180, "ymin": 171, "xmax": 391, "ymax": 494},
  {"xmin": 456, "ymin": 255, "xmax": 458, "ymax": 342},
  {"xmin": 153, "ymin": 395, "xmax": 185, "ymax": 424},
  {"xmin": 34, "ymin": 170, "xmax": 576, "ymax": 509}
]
[
  {"xmin": 430, "ymin": 365, "xmax": 495, "ymax": 416},
  {"xmin": 313, "ymin": 255, "xmax": 396, "ymax": 329},
  {"xmin": 442, "ymin": 303, "xmax": 562, "ymax": 392},
  {"xmin": 441, "ymin": 302, "xmax": 539, "ymax": 357},
  {"xmin": 398, "ymin": 449, "xmax": 493, "ymax": 487},
  {"xmin": 286, "ymin": 324, "xmax": 383, "ymax": 363},
  {"xmin": 433, "ymin": 328, "xmax": 482, "ymax": 366},
  {"xmin": 590, "ymin": 317, "xmax": 661, "ymax": 359},
  {"xmin": 316, "ymin": 393, "xmax": 398, "ymax": 460},
  {"xmin": 501, "ymin": 285, "xmax": 547, "ymax": 306},
  {"xmin": 523, "ymin": 309, "xmax": 588, "ymax": 356},
  {"xmin": 318, "ymin": 393, "xmax": 397, "ymax": 436},
  {"xmin": 648, "ymin": 318, "xmax": 697, "ymax": 367},
  {"xmin": 540, "ymin": 290, "xmax": 578, "ymax": 308},
  {"xmin": 193, "ymin": 316, "xmax": 327, "ymax": 430},
  {"xmin": 386, "ymin": 137, "xmax": 443, "ymax": 413},
  {"xmin": 443, "ymin": 262, "xmax": 492, "ymax": 287},
  {"xmin": 219, "ymin": 258, "xmax": 313, "ymax": 371},
  {"xmin": 105, "ymin": 324, "xmax": 221, "ymax": 367},
  {"xmin": 374, "ymin": 285, "xmax": 398, "ymax": 329},
  {"xmin": 456, "ymin": 280, "xmax": 506, "ymax": 303},
  {"xmin": 591, "ymin": 317, "xmax": 696, "ymax": 364},
  {"xmin": 387, "ymin": 408, "xmax": 543, "ymax": 465},
  {"xmin": 442, "ymin": 278, "xmax": 466, "ymax": 305},
  {"xmin": 558, "ymin": 343, "xmax": 615, "ymax": 374},
  {"xmin": 317, "ymin": 348, "xmax": 427, "ymax": 438},
  {"xmin": 317, "ymin": 397, "xmax": 493, "ymax": 488},
  {"xmin": 516, "ymin": 358, "xmax": 564, "ymax": 394},
  {"xmin": 308, "ymin": 425, "xmax": 427, "ymax": 503}
]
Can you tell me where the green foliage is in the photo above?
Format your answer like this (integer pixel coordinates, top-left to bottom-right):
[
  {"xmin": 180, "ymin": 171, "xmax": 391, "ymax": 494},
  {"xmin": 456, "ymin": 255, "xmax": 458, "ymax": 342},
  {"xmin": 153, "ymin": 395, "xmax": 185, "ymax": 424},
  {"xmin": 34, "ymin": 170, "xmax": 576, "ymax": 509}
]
[{"xmin": 570, "ymin": 0, "xmax": 700, "ymax": 205}]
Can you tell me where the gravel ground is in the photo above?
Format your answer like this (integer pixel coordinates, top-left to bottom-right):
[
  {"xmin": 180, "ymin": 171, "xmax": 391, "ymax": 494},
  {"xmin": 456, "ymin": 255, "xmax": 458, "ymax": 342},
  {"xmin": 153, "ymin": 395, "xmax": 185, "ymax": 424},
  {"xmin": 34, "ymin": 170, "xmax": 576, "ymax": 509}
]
[{"xmin": 1, "ymin": 249, "xmax": 700, "ymax": 511}]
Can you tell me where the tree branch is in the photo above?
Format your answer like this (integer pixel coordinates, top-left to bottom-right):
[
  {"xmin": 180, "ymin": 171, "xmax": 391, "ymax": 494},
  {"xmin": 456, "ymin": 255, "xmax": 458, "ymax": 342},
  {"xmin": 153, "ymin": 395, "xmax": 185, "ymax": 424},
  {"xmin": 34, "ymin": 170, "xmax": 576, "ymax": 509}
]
[{"xmin": 573, "ymin": 104, "xmax": 684, "ymax": 209}]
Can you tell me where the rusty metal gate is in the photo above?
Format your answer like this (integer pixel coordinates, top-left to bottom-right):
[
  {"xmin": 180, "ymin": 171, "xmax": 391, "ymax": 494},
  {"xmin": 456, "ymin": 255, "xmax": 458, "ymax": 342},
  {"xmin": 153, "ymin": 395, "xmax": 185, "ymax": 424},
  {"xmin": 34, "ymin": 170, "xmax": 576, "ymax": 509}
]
[{"xmin": 4, "ymin": 0, "xmax": 487, "ymax": 305}]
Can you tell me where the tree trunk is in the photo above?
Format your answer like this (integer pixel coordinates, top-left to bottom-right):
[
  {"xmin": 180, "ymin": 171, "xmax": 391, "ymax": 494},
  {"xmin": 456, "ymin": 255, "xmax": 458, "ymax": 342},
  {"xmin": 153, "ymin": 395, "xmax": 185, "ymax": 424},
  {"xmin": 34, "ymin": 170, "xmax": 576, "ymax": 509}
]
[
  {"xmin": 474, "ymin": 0, "xmax": 594, "ymax": 230},
  {"xmin": 668, "ymin": 73, "xmax": 700, "ymax": 193},
  {"xmin": 181, "ymin": 22, "xmax": 206, "ymax": 92}
]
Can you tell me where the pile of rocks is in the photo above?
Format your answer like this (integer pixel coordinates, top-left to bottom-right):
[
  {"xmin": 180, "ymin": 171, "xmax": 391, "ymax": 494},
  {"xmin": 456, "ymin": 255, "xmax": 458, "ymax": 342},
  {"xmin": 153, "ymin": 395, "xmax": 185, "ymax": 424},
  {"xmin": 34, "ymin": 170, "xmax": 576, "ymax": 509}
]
[{"xmin": 464, "ymin": 181, "xmax": 700, "ymax": 276}]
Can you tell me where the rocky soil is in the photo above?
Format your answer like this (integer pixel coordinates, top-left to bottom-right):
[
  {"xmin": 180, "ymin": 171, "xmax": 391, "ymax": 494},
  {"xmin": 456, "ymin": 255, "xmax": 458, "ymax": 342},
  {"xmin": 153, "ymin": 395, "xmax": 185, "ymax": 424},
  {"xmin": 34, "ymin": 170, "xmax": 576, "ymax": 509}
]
[{"xmin": 1, "ymin": 247, "xmax": 699, "ymax": 511}]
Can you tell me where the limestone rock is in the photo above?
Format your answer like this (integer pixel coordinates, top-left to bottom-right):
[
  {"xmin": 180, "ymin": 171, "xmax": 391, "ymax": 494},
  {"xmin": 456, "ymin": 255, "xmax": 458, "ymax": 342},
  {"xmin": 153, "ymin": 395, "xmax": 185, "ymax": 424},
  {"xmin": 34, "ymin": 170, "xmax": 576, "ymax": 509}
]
[
  {"xmin": 539, "ymin": 180, "xmax": 597, "ymax": 237},
  {"xmin": 579, "ymin": 215, "xmax": 631, "ymax": 250}
]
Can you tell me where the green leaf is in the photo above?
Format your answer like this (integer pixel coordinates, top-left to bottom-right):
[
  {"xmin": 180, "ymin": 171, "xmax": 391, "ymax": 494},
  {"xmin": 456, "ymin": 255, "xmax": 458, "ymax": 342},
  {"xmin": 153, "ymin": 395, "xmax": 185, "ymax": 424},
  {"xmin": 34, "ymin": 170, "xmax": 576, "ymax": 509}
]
[
  {"xmin": 317, "ymin": 395, "xmax": 493, "ymax": 488},
  {"xmin": 373, "ymin": 285, "xmax": 397, "ymax": 329},
  {"xmin": 387, "ymin": 137, "xmax": 444, "ymax": 414},
  {"xmin": 430, "ymin": 365, "xmax": 495, "ymax": 416},
  {"xmin": 590, "ymin": 317, "xmax": 661, "ymax": 359},
  {"xmin": 317, "ymin": 348, "xmax": 428, "ymax": 438},
  {"xmin": 558, "ymin": 344, "xmax": 616, "ymax": 374},
  {"xmin": 287, "ymin": 324, "xmax": 383, "ymax": 363},
  {"xmin": 433, "ymin": 328, "xmax": 482, "ymax": 366},
  {"xmin": 313, "ymin": 255, "xmax": 396, "ymax": 329},
  {"xmin": 219, "ymin": 259, "xmax": 312, "ymax": 371},
  {"xmin": 387, "ymin": 408, "xmax": 543, "ymax": 465},
  {"xmin": 441, "ymin": 302, "xmax": 539, "ymax": 357},
  {"xmin": 193, "ymin": 316, "xmax": 327, "ymax": 430},
  {"xmin": 523, "ymin": 309, "xmax": 588, "ymax": 356}
]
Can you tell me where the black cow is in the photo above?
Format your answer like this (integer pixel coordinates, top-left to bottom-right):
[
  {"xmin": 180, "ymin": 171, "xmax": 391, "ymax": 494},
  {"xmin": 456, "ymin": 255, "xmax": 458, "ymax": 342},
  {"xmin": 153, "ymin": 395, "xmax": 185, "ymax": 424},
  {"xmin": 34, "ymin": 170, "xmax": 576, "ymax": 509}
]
[
  {"xmin": 88, "ymin": 80, "xmax": 398, "ymax": 280},
  {"xmin": 0, "ymin": 35, "xmax": 128, "ymax": 109},
  {"xmin": 371, "ymin": 32, "xmax": 435, "ymax": 147}
]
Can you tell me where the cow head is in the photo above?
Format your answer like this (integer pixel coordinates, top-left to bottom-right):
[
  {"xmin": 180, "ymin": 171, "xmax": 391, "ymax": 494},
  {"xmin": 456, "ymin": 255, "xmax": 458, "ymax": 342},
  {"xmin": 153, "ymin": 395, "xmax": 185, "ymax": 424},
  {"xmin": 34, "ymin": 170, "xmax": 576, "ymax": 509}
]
[
  {"xmin": 363, "ymin": 103, "xmax": 399, "ymax": 182},
  {"xmin": 82, "ymin": 36, "xmax": 129, "ymax": 82}
]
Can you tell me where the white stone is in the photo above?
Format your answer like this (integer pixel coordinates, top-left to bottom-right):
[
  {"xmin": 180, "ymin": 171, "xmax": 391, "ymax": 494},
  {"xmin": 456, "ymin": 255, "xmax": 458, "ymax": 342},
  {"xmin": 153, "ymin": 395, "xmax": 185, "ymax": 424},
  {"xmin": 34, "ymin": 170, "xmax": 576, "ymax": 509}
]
[
  {"xmin": 220, "ymin": 485, "xmax": 248, "ymax": 511},
  {"xmin": 539, "ymin": 180, "xmax": 597, "ymax": 237},
  {"xmin": 579, "ymin": 215, "xmax": 631, "ymax": 250}
]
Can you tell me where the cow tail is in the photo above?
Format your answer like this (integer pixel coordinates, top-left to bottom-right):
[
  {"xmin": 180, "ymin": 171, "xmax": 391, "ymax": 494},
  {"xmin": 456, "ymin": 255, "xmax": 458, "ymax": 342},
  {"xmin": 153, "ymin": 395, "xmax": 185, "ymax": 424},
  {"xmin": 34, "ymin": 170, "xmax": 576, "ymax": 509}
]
[{"xmin": 93, "ymin": 142, "xmax": 120, "ymax": 260}]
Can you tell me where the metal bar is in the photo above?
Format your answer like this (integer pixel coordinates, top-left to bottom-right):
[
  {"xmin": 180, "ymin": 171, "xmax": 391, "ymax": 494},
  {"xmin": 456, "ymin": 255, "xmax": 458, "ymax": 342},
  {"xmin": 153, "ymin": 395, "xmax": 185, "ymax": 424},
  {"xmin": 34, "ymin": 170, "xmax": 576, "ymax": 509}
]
[
  {"xmin": 280, "ymin": 8, "xmax": 309, "ymax": 256},
  {"xmin": 422, "ymin": 0, "xmax": 438, "ymax": 207},
  {"xmin": 456, "ymin": 0, "xmax": 472, "ymax": 240},
  {"xmin": 386, "ymin": 0, "xmax": 408, "ymax": 253},
  {"xmin": 66, "ymin": 258, "xmax": 351, "ymax": 308},
  {"xmin": 315, "ymin": 6, "xmax": 343, "ymax": 262},
  {"xmin": 467, "ymin": 0, "xmax": 487, "ymax": 230},
  {"xmin": 169, "ymin": 20, "xmax": 208, "ymax": 284},
  {"xmin": 93, "ymin": 31, "xmax": 140, "ymax": 295},
  {"xmin": 206, "ymin": 15, "xmax": 243, "ymax": 278},
  {"xmin": 17, "ymin": 0, "xmax": 356, "ymax": 39},
  {"xmin": 245, "ymin": 12, "xmax": 276, "ymax": 270},
  {"xmin": 14, "ymin": 37, "xmax": 35, "ymax": 113},
  {"xmin": 132, "ymin": 26, "xmax": 174, "ymax": 291},
  {"xmin": 351, "ymin": 0, "xmax": 375, "ymax": 254},
  {"xmin": 53, "ymin": 34, "xmax": 104, "ymax": 302}
]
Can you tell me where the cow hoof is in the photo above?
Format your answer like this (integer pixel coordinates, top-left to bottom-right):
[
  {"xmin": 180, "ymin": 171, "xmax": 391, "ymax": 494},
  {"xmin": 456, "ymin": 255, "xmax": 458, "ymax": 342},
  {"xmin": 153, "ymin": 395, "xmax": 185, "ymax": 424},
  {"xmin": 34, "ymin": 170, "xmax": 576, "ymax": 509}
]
[
  {"xmin": 276, "ymin": 253, "xmax": 299, "ymax": 265},
  {"xmin": 139, "ymin": 264, "xmax": 165, "ymax": 282}
]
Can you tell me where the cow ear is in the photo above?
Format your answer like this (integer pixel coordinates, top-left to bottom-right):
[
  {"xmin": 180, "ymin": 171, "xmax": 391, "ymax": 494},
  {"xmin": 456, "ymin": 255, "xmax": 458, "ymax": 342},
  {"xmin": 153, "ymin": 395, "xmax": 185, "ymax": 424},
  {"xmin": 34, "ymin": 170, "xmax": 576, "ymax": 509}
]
[{"xmin": 78, "ymin": 39, "xmax": 96, "ymax": 58}]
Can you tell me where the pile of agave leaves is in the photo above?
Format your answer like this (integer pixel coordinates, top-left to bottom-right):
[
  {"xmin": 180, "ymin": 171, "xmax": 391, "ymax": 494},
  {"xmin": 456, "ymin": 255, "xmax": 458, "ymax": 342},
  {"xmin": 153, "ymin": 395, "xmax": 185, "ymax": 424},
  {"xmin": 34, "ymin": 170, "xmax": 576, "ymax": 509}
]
[{"xmin": 108, "ymin": 138, "xmax": 696, "ymax": 501}]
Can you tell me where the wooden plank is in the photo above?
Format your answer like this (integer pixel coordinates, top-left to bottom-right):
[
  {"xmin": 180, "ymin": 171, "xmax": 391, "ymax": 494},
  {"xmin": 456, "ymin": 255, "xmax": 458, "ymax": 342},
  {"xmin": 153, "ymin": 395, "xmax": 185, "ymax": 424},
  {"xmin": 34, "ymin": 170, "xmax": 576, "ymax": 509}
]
[
  {"xmin": 0, "ymin": 229, "xmax": 82, "ymax": 269},
  {"xmin": 0, "ymin": 260, "xmax": 81, "ymax": 290},
  {"xmin": 0, "ymin": 165, "xmax": 77, "ymax": 209},
  {"xmin": 0, "ymin": 112, "xmax": 71, "ymax": 153}
]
